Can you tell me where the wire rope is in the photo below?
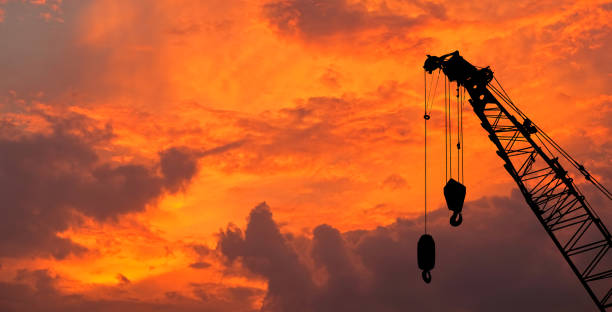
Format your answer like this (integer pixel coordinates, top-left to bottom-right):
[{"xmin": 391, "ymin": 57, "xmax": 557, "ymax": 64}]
[
  {"xmin": 443, "ymin": 75, "xmax": 451, "ymax": 222},
  {"xmin": 456, "ymin": 83, "xmax": 460, "ymax": 181},
  {"xmin": 489, "ymin": 77, "xmax": 612, "ymax": 200},
  {"xmin": 424, "ymin": 69, "xmax": 429, "ymax": 233},
  {"xmin": 448, "ymin": 78, "xmax": 452, "ymax": 180}
]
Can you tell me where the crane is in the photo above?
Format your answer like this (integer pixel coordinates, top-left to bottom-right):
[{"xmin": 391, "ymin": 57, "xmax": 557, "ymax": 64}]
[{"xmin": 422, "ymin": 51, "xmax": 612, "ymax": 311}]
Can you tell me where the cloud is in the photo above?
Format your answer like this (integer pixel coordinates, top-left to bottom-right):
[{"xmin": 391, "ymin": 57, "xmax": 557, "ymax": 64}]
[
  {"xmin": 190, "ymin": 243, "xmax": 212, "ymax": 257},
  {"xmin": 0, "ymin": 112, "xmax": 202, "ymax": 259},
  {"xmin": 218, "ymin": 202, "xmax": 316, "ymax": 310},
  {"xmin": 160, "ymin": 147, "xmax": 199, "ymax": 193},
  {"xmin": 218, "ymin": 192, "xmax": 600, "ymax": 311},
  {"xmin": 116, "ymin": 274, "xmax": 131, "ymax": 285},
  {"xmin": 219, "ymin": 84, "xmax": 418, "ymax": 174},
  {"xmin": 382, "ymin": 173, "xmax": 408, "ymax": 189},
  {"xmin": 0, "ymin": 269, "xmax": 261, "ymax": 312},
  {"xmin": 0, "ymin": 1, "xmax": 610, "ymax": 310},
  {"xmin": 262, "ymin": 0, "xmax": 432, "ymax": 45},
  {"xmin": 189, "ymin": 261, "xmax": 211, "ymax": 269},
  {"xmin": 413, "ymin": 0, "xmax": 447, "ymax": 20}
]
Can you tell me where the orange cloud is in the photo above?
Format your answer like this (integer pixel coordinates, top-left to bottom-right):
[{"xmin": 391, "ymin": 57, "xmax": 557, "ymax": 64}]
[{"xmin": 0, "ymin": 0, "xmax": 610, "ymax": 310}]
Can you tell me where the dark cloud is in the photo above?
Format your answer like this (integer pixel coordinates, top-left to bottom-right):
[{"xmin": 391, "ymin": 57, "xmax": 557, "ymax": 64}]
[
  {"xmin": 0, "ymin": 113, "xmax": 201, "ymax": 259},
  {"xmin": 116, "ymin": 274, "xmax": 131, "ymax": 285},
  {"xmin": 189, "ymin": 261, "xmax": 211, "ymax": 269},
  {"xmin": 226, "ymin": 286, "xmax": 265, "ymax": 303},
  {"xmin": 160, "ymin": 147, "xmax": 199, "ymax": 193},
  {"xmin": 218, "ymin": 202, "xmax": 316, "ymax": 311},
  {"xmin": 199, "ymin": 139, "xmax": 246, "ymax": 157},
  {"xmin": 219, "ymin": 192, "xmax": 599, "ymax": 311},
  {"xmin": 311, "ymin": 224, "xmax": 365, "ymax": 311},
  {"xmin": 0, "ymin": 269, "xmax": 259, "ymax": 312},
  {"xmin": 262, "ymin": 0, "xmax": 428, "ymax": 40},
  {"xmin": 14, "ymin": 269, "xmax": 60, "ymax": 296},
  {"xmin": 190, "ymin": 243, "xmax": 212, "ymax": 257}
]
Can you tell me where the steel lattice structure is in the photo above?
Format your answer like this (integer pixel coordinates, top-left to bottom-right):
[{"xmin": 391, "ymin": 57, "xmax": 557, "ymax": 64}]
[{"xmin": 424, "ymin": 51, "xmax": 612, "ymax": 311}]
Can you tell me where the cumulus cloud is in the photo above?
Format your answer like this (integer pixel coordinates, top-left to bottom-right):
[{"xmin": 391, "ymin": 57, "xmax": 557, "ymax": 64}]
[
  {"xmin": 0, "ymin": 112, "xmax": 201, "ymax": 259},
  {"xmin": 219, "ymin": 202, "xmax": 316, "ymax": 311},
  {"xmin": 218, "ymin": 193, "xmax": 600, "ymax": 311}
]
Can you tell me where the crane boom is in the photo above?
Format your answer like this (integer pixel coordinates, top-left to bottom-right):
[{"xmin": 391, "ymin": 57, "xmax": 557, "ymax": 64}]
[{"xmin": 424, "ymin": 51, "xmax": 612, "ymax": 311}]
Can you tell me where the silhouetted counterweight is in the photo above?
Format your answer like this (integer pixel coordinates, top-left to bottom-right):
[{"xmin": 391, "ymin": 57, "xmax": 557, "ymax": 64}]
[
  {"xmin": 417, "ymin": 234, "xmax": 435, "ymax": 283},
  {"xmin": 444, "ymin": 178, "xmax": 466, "ymax": 226}
]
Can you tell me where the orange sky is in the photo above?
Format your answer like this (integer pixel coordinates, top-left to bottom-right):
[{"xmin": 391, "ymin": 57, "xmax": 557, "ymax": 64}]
[{"xmin": 0, "ymin": 0, "xmax": 611, "ymax": 311}]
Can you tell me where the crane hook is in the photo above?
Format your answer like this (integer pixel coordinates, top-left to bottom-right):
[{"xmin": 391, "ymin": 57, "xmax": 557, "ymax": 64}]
[
  {"xmin": 444, "ymin": 178, "xmax": 466, "ymax": 227},
  {"xmin": 422, "ymin": 270, "xmax": 432, "ymax": 283},
  {"xmin": 450, "ymin": 211, "xmax": 463, "ymax": 227}
]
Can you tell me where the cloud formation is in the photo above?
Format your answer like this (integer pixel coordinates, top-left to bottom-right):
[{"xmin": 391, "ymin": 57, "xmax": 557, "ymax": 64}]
[
  {"xmin": 218, "ymin": 193, "xmax": 598, "ymax": 311},
  {"xmin": 0, "ymin": 112, "xmax": 200, "ymax": 259},
  {"xmin": 0, "ymin": 268, "xmax": 261, "ymax": 312},
  {"xmin": 0, "ymin": 0, "xmax": 610, "ymax": 310},
  {"xmin": 219, "ymin": 202, "xmax": 316, "ymax": 311},
  {"xmin": 263, "ymin": 0, "xmax": 429, "ymax": 39}
]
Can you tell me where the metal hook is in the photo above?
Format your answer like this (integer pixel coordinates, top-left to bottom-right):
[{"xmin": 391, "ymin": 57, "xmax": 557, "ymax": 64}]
[
  {"xmin": 422, "ymin": 270, "xmax": 432, "ymax": 283},
  {"xmin": 450, "ymin": 212, "xmax": 463, "ymax": 227}
]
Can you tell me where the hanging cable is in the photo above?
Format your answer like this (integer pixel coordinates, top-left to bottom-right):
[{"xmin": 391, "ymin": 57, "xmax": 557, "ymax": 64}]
[
  {"xmin": 456, "ymin": 83, "xmax": 460, "ymax": 181},
  {"xmin": 419, "ymin": 69, "xmax": 435, "ymax": 284},
  {"xmin": 448, "ymin": 77, "xmax": 452, "ymax": 180},
  {"xmin": 444, "ymin": 77, "xmax": 448, "ymax": 183},
  {"xmin": 461, "ymin": 86, "xmax": 465, "ymax": 183},
  {"xmin": 443, "ymin": 79, "xmax": 466, "ymax": 227},
  {"xmin": 489, "ymin": 77, "xmax": 612, "ymax": 201},
  {"xmin": 427, "ymin": 69, "xmax": 441, "ymax": 115},
  {"xmin": 424, "ymin": 69, "xmax": 429, "ymax": 234}
]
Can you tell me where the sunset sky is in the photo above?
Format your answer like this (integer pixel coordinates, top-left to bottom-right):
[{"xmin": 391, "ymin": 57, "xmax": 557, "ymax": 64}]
[{"xmin": 0, "ymin": 0, "xmax": 611, "ymax": 311}]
